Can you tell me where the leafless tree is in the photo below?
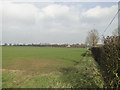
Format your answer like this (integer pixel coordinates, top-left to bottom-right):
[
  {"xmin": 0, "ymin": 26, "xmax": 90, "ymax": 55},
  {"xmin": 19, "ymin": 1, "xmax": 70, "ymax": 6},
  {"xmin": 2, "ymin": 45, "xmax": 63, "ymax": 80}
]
[{"xmin": 86, "ymin": 29, "xmax": 99, "ymax": 47}]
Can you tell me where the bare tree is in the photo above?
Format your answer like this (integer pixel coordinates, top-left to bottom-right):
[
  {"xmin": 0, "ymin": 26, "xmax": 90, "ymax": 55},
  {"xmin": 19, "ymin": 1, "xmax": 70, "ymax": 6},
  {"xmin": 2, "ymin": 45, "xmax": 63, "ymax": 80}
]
[{"xmin": 86, "ymin": 29, "xmax": 99, "ymax": 47}]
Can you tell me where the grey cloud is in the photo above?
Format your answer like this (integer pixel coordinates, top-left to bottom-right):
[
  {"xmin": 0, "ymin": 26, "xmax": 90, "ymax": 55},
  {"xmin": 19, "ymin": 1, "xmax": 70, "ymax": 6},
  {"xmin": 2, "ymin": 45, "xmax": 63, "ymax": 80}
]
[{"xmin": 1, "ymin": 2, "xmax": 118, "ymax": 44}]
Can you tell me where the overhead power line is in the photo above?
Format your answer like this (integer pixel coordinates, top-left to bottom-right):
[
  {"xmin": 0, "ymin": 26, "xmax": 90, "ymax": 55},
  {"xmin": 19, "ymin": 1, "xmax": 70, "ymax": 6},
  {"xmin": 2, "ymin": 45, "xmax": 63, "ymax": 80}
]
[{"xmin": 102, "ymin": 9, "xmax": 120, "ymax": 35}]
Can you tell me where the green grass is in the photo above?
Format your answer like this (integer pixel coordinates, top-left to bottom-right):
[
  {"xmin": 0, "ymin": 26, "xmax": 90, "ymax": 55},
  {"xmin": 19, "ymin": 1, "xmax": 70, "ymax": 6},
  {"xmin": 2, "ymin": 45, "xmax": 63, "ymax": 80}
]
[
  {"xmin": 2, "ymin": 47, "xmax": 86, "ymax": 71},
  {"xmin": 2, "ymin": 46, "xmax": 104, "ymax": 88}
]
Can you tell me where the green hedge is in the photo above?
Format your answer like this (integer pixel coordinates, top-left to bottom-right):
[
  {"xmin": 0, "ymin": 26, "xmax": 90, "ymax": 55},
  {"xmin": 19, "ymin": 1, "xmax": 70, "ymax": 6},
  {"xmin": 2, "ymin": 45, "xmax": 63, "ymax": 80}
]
[{"xmin": 91, "ymin": 36, "xmax": 120, "ymax": 88}]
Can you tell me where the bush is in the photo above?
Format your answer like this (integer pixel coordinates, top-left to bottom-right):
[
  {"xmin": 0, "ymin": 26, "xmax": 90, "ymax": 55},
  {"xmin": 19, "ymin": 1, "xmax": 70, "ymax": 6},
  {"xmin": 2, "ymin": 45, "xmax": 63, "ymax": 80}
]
[{"xmin": 91, "ymin": 36, "xmax": 120, "ymax": 88}]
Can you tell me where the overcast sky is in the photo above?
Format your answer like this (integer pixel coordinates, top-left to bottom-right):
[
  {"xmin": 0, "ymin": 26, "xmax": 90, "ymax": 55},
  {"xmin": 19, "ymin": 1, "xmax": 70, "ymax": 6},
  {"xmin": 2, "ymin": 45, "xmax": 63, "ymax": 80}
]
[{"xmin": 0, "ymin": 2, "xmax": 118, "ymax": 44}]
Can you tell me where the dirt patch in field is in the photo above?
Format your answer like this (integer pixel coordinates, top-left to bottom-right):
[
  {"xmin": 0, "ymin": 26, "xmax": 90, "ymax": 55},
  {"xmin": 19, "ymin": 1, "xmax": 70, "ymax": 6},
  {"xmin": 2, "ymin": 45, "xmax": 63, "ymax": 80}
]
[
  {"xmin": 3, "ymin": 58, "xmax": 60, "ymax": 74},
  {"xmin": 2, "ymin": 69, "xmax": 24, "ymax": 72}
]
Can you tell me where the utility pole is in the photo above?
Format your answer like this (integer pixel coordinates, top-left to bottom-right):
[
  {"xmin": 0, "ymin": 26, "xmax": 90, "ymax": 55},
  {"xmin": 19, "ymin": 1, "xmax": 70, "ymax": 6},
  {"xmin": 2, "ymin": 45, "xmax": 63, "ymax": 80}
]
[{"xmin": 118, "ymin": 1, "xmax": 120, "ymax": 40}]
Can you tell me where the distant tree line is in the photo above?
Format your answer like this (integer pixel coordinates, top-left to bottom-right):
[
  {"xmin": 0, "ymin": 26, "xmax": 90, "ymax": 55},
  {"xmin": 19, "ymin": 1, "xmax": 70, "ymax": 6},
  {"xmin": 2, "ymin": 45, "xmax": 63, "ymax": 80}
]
[{"xmin": 2, "ymin": 43, "xmax": 87, "ymax": 48}]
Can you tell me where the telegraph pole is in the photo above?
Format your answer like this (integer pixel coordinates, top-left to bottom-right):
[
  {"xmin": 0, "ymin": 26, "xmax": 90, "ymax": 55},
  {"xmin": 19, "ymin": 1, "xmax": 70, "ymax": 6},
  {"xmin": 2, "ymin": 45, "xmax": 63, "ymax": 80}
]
[{"xmin": 118, "ymin": 1, "xmax": 120, "ymax": 40}]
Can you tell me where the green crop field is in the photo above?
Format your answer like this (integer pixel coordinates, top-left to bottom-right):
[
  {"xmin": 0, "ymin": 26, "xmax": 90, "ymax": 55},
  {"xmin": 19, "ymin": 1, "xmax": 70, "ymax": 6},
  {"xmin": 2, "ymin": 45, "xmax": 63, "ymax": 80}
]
[{"xmin": 2, "ymin": 46, "xmax": 104, "ymax": 88}]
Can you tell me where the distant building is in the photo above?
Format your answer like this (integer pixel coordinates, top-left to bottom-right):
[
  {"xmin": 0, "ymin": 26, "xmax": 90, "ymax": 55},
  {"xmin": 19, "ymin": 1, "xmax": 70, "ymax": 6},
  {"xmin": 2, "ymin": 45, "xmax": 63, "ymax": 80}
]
[{"xmin": 66, "ymin": 45, "xmax": 71, "ymax": 48}]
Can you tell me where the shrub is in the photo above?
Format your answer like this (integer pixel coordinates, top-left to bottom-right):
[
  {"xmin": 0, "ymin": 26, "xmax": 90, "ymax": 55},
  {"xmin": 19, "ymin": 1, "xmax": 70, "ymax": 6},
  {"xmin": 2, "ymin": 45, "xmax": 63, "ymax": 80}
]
[{"xmin": 91, "ymin": 36, "xmax": 120, "ymax": 88}]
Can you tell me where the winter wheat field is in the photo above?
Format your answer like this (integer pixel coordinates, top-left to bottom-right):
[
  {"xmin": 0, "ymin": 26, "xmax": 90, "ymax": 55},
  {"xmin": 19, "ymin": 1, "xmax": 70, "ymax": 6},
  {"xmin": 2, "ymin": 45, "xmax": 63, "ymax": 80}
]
[
  {"xmin": 2, "ymin": 46, "xmax": 104, "ymax": 88},
  {"xmin": 1, "ymin": 1, "xmax": 117, "ymax": 88}
]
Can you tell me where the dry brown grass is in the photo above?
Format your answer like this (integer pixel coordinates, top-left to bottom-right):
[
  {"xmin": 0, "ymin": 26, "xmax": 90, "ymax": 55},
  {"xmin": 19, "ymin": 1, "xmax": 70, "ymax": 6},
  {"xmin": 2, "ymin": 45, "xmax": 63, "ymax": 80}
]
[{"xmin": 3, "ymin": 58, "xmax": 60, "ymax": 74}]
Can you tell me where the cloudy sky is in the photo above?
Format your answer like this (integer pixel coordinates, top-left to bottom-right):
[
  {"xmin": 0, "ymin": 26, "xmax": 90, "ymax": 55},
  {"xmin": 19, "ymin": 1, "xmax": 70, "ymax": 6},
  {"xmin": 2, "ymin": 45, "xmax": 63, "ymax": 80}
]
[{"xmin": 0, "ymin": 2, "xmax": 118, "ymax": 44}]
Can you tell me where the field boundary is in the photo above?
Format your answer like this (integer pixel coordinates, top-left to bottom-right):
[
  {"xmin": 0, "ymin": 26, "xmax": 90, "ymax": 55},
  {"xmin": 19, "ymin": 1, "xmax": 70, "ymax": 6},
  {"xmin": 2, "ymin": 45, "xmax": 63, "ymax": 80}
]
[{"xmin": 73, "ymin": 51, "xmax": 88, "ymax": 67}]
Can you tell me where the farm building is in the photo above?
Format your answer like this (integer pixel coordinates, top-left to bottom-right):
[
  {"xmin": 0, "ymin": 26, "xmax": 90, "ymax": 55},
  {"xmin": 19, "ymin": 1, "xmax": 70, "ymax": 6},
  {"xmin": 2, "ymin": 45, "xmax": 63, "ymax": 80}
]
[{"xmin": 66, "ymin": 45, "xmax": 71, "ymax": 48}]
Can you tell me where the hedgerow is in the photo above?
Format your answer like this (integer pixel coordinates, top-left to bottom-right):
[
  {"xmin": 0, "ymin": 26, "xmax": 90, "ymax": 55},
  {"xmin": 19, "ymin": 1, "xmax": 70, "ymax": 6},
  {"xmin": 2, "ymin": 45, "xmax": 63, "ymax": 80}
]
[{"xmin": 91, "ymin": 36, "xmax": 120, "ymax": 88}]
